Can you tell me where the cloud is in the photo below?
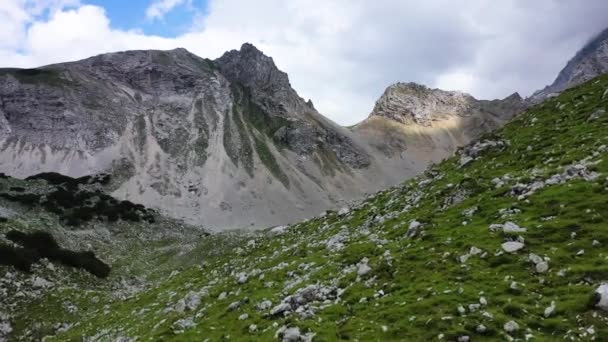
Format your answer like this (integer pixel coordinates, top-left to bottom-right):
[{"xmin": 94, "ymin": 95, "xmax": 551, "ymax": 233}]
[
  {"xmin": 145, "ymin": 0, "xmax": 188, "ymax": 20},
  {"xmin": 1, "ymin": 0, "xmax": 608, "ymax": 125}
]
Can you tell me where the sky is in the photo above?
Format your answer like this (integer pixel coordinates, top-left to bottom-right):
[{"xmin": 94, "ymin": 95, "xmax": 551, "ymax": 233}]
[{"xmin": 1, "ymin": 1, "xmax": 608, "ymax": 125}]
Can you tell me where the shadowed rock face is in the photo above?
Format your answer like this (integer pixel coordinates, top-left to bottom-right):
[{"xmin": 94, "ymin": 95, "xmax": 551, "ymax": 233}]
[
  {"xmin": 0, "ymin": 44, "xmax": 525, "ymax": 230},
  {"xmin": 531, "ymin": 27, "xmax": 608, "ymax": 102}
]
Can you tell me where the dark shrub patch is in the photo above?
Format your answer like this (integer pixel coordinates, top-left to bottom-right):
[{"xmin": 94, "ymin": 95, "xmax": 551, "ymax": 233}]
[
  {"xmin": 9, "ymin": 186, "xmax": 25, "ymax": 192},
  {"xmin": 0, "ymin": 243, "xmax": 40, "ymax": 272},
  {"xmin": 5, "ymin": 230, "xmax": 111, "ymax": 278}
]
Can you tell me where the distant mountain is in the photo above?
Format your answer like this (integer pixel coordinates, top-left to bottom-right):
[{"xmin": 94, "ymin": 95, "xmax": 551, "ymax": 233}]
[
  {"xmin": 531, "ymin": 27, "xmax": 608, "ymax": 102},
  {"xmin": 0, "ymin": 44, "xmax": 524, "ymax": 230}
]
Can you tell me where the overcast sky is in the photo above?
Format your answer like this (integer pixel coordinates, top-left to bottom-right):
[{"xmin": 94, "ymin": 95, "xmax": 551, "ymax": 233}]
[{"xmin": 1, "ymin": 0, "xmax": 607, "ymax": 125}]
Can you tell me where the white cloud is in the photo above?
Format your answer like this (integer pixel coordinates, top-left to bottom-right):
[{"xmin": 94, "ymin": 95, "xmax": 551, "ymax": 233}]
[
  {"xmin": 1, "ymin": 0, "xmax": 608, "ymax": 125},
  {"xmin": 146, "ymin": 0, "xmax": 188, "ymax": 20}
]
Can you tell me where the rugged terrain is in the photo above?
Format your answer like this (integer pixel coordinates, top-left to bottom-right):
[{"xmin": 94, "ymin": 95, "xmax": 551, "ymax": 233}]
[
  {"xmin": 0, "ymin": 44, "xmax": 525, "ymax": 230},
  {"xmin": 2, "ymin": 72, "xmax": 608, "ymax": 341},
  {"xmin": 531, "ymin": 27, "xmax": 608, "ymax": 102}
]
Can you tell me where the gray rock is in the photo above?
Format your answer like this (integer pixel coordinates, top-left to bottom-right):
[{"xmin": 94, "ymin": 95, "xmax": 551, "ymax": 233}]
[
  {"xmin": 504, "ymin": 320, "xmax": 519, "ymax": 333},
  {"xmin": 501, "ymin": 241, "xmax": 525, "ymax": 253},
  {"xmin": 593, "ymin": 284, "xmax": 608, "ymax": 311}
]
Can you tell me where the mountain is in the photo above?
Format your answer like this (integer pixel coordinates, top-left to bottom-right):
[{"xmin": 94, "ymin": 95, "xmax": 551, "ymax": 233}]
[
  {"xmin": 3, "ymin": 73, "xmax": 608, "ymax": 341},
  {"xmin": 531, "ymin": 27, "xmax": 608, "ymax": 102},
  {"xmin": 353, "ymin": 82, "xmax": 526, "ymax": 164},
  {"xmin": 0, "ymin": 44, "xmax": 525, "ymax": 230}
]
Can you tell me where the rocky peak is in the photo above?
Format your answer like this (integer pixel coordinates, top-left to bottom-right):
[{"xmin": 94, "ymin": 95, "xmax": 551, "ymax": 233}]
[
  {"xmin": 215, "ymin": 43, "xmax": 305, "ymax": 117},
  {"xmin": 531, "ymin": 26, "xmax": 608, "ymax": 102},
  {"xmin": 369, "ymin": 82, "xmax": 477, "ymax": 126}
]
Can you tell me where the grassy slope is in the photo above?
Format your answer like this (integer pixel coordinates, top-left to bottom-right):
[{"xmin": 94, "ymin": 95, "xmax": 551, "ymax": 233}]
[{"xmin": 6, "ymin": 75, "xmax": 608, "ymax": 341}]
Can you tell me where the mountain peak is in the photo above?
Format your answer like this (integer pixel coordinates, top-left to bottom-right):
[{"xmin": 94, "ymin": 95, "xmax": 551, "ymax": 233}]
[
  {"xmin": 369, "ymin": 82, "xmax": 476, "ymax": 126},
  {"xmin": 530, "ymin": 26, "xmax": 608, "ymax": 102}
]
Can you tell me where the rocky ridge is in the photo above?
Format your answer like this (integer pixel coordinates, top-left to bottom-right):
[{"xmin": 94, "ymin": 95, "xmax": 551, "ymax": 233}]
[
  {"xmin": 531, "ymin": 27, "xmax": 608, "ymax": 102},
  {"xmin": 0, "ymin": 44, "xmax": 524, "ymax": 230}
]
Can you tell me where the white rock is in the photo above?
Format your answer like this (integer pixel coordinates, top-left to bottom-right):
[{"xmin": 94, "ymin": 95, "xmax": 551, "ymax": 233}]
[
  {"xmin": 282, "ymin": 327, "xmax": 302, "ymax": 342},
  {"xmin": 479, "ymin": 297, "xmax": 487, "ymax": 306},
  {"xmin": 469, "ymin": 246, "xmax": 482, "ymax": 255},
  {"xmin": 503, "ymin": 222, "xmax": 527, "ymax": 233},
  {"xmin": 504, "ymin": 320, "xmax": 519, "ymax": 333},
  {"xmin": 270, "ymin": 303, "xmax": 292, "ymax": 316},
  {"xmin": 249, "ymin": 324, "xmax": 258, "ymax": 332},
  {"xmin": 594, "ymin": 284, "xmax": 608, "ymax": 311},
  {"xmin": 458, "ymin": 336, "xmax": 470, "ymax": 342},
  {"xmin": 476, "ymin": 324, "xmax": 487, "ymax": 333},
  {"xmin": 256, "ymin": 300, "xmax": 272, "ymax": 311},
  {"xmin": 535, "ymin": 261, "xmax": 549, "ymax": 273},
  {"xmin": 544, "ymin": 301, "xmax": 556, "ymax": 317},
  {"xmin": 238, "ymin": 313, "xmax": 249, "ymax": 320},
  {"xmin": 502, "ymin": 241, "xmax": 525, "ymax": 253},
  {"xmin": 32, "ymin": 276, "xmax": 53, "ymax": 289},
  {"xmin": 528, "ymin": 253, "xmax": 543, "ymax": 265},
  {"xmin": 457, "ymin": 305, "xmax": 466, "ymax": 315},
  {"xmin": 270, "ymin": 225, "xmax": 289, "ymax": 235},
  {"xmin": 407, "ymin": 220, "xmax": 422, "ymax": 238},
  {"xmin": 236, "ymin": 272, "xmax": 249, "ymax": 284},
  {"xmin": 357, "ymin": 258, "xmax": 372, "ymax": 277},
  {"xmin": 337, "ymin": 207, "xmax": 350, "ymax": 216},
  {"xmin": 468, "ymin": 304, "xmax": 481, "ymax": 312},
  {"xmin": 592, "ymin": 240, "xmax": 601, "ymax": 247}
]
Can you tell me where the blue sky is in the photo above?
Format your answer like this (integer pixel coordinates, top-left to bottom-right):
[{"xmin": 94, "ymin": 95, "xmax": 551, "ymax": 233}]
[{"xmin": 84, "ymin": 0, "xmax": 209, "ymax": 37}]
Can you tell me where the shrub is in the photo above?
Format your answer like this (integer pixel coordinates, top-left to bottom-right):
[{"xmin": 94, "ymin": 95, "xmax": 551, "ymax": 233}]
[
  {"xmin": 0, "ymin": 243, "xmax": 40, "ymax": 272},
  {"xmin": 6, "ymin": 230, "xmax": 111, "ymax": 278}
]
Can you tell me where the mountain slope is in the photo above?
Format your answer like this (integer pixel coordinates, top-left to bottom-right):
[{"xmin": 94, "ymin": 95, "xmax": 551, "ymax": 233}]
[
  {"xmin": 531, "ymin": 27, "xmax": 608, "ymax": 102},
  {"xmin": 5, "ymin": 73, "xmax": 608, "ymax": 341},
  {"xmin": 0, "ymin": 45, "xmax": 524, "ymax": 230}
]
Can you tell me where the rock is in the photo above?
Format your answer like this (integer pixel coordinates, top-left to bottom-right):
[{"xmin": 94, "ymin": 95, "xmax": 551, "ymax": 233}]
[
  {"xmin": 256, "ymin": 300, "xmax": 272, "ymax": 311},
  {"xmin": 544, "ymin": 301, "xmax": 556, "ymax": 317},
  {"xmin": 504, "ymin": 320, "xmax": 519, "ymax": 333},
  {"xmin": 476, "ymin": 324, "xmax": 487, "ymax": 333},
  {"xmin": 588, "ymin": 109, "xmax": 606, "ymax": 121},
  {"xmin": 173, "ymin": 317, "xmax": 196, "ymax": 332},
  {"xmin": 357, "ymin": 258, "xmax": 372, "ymax": 277},
  {"xmin": 238, "ymin": 313, "xmax": 248, "ymax": 320},
  {"xmin": 501, "ymin": 241, "xmax": 525, "ymax": 253},
  {"xmin": 184, "ymin": 292, "xmax": 201, "ymax": 311},
  {"xmin": 457, "ymin": 305, "xmax": 466, "ymax": 315},
  {"xmin": 236, "ymin": 272, "xmax": 249, "ymax": 284},
  {"xmin": 468, "ymin": 304, "xmax": 481, "ymax": 312},
  {"xmin": 282, "ymin": 327, "xmax": 302, "ymax": 342},
  {"xmin": 502, "ymin": 222, "xmax": 527, "ymax": 233},
  {"xmin": 270, "ymin": 303, "xmax": 292, "ymax": 316},
  {"xmin": 249, "ymin": 324, "xmax": 258, "ymax": 332},
  {"xmin": 406, "ymin": 220, "xmax": 422, "ymax": 238},
  {"xmin": 270, "ymin": 226, "xmax": 289, "ymax": 235},
  {"xmin": 337, "ymin": 207, "xmax": 350, "ymax": 216},
  {"xmin": 31, "ymin": 276, "xmax": 54, "ymax": 289},
  {"xmin": 458, "ymin": 336, "xmax": 470, "ymax": 342},
  {"xmin": 593, "ymin": 240, "xmax": 601, "ymax": 247},
  {"xmin": 228, "ymin": 301, "xmax": 241, "ymax": 311},
  {"xmin": 479, "ymin": 297, "xmax": 487, "ymax": 306},
  {"xmin": 535, "ymin": 261, "xmax": 549, "ymax": 273},
  {"xmin": 593, "ymin": 284, "xmax": 608, "ymax": 311}
]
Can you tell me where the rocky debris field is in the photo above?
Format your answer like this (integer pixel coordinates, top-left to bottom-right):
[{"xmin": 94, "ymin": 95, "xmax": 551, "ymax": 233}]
[{"xmin": 2, "ymin": 75, "xmax": 608, "ymax": 341}]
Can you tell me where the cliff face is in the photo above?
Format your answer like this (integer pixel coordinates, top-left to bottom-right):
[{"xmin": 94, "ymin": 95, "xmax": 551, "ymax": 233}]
[
  {"xmin": 0, "ymin": 44, "xmax": 525, "ymax": 230},
  {"xmin": 531, "ymin": 27, "xmax": 608, "ymax": 102}
]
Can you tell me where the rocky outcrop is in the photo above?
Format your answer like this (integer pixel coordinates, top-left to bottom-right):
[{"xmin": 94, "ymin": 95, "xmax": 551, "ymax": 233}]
[{"xmin": 531, "ymin": 27, "xmax": 608, "ymax": 102}]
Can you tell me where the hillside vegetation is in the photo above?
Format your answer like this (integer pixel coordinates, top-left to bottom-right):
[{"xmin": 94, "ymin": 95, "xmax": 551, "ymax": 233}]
[{"xmin": 2, "ymin": 75, "xmax": 608, "ymax": 341}]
